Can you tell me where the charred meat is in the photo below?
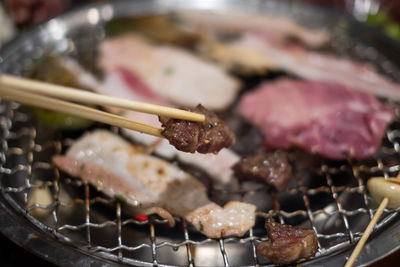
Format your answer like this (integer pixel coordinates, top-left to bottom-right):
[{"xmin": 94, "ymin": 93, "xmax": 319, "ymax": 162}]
[
  {"xmin": 233, "ymin": 150, "xmax": 292, "ymax": 191},
  {"xmin": 257, "ymin": 218, "xmax": 318, "ymax": 264},
  {"xmin": 159, "ymin": 104, "xmax": 236, "ymax": 154}
]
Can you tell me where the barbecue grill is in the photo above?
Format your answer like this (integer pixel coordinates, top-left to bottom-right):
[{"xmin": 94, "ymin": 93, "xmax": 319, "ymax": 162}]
[{"xmin": 1, "ymin": 0, "xmax": 400, "ymax": 266}]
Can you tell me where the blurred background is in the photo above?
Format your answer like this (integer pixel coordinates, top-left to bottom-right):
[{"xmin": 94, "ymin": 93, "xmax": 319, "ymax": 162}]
[
  {"xmin": 0, "ymin": 0, "xmax": 399, "ymax": 266},
  {"xmin": 1, "ymin": 0, "xmax": 400, "ymax": 49}
]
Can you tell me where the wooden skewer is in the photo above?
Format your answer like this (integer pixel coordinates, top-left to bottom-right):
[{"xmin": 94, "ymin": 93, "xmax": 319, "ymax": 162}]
[
  {"xmin": 344, "ymin": 173, "xmax": 400, "ymax": 267},
  {"xmin": 0, "ymin": 74, "xmax": 205, "ymax": 122},
  {"xmin": 0, "ymin": 86, "xmax": 164, "ymax": 138},
  {"xmin": 344, "ymin": 197, "xmax": 388, "ymax": 267}
]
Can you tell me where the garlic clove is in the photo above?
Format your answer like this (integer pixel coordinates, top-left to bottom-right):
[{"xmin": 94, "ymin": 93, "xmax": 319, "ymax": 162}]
[{"xmin": 367, "ymin": 177, "xmax": 400, "ymax": 209}]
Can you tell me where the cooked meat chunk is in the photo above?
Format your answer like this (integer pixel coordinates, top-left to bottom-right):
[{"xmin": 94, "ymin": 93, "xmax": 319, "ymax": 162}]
[
  {"xmin": 159, "ymin": 104, "xmax": 236, "ymax": 154},
  {"xmin": 53, "ymin": 130, "xmax": 255, "ymax": 238},
  {"xmin": 257, "ymin": 218, "xmax": 318, "ymax": 264},
  {"xmin": 233, "ymin": 150, "xmax": 291, "ymax": 191}
]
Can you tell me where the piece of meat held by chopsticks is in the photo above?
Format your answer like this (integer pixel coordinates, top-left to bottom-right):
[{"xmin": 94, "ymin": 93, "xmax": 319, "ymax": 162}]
[
  {"xmin": 96, "ymin": 66, "xmax": 240, "ymax": 184},
  {"xmin": 257, "ymin": 218, "xmax": 318, "ymax": 264},
  {"xmin": 53, "ymin": 130, "xmax": 255, "ymax": 238},
  {"xmin": 239, "ymin": 79, "xmax": 395, "ymax": 160},
  {"xmin": 99, "ymin": 34, "xmax": 240, "ymax": 110},
  {"xmin": 232, "ymin": 150, "xmax": 292, "ymax": 191},
  {"xmin": 159, "ymin": 104, "xmax": 236, "ymax": 154}
]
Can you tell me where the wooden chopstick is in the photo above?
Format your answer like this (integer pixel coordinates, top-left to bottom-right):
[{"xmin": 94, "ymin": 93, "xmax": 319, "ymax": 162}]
[
  {"xmin": 0, "ymin": 74, "xmax": 205, "ymax": 122},
  {"xmin": 0, "ymin": 85, "xmax": 164, "ymax": 138}
]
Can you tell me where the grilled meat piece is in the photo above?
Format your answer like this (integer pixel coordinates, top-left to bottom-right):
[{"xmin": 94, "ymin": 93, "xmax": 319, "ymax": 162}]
[
  {"xmin": 98, "ymin": 71, "xmax": 240, "ymax": 184},
  {"xmin": 233, "ymin": 150, "xmax": 291, "ymax": 191},
  {"xmin": 53, "ymin": 130, "xmax": 255, "ymax": 238},
  {"xmin": 257, "ymin": 218, "xmax": 318, "ymax": 264},
  {"xmin": 159, "ymin": 104, "xmax": 236, "ymax": 154},
  {"xmin": 99, "ymin": 34, "xmax": 240, "ymax": 110}
]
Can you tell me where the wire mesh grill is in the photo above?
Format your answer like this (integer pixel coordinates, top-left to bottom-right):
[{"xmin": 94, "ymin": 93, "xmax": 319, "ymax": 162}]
[
  {"xmin": 1, "ymin": 1, "xmax": 400, "ymax": 266},
  {"xmin": 1, "ymin": 94, "xmax": 400, "ymax": 266}
]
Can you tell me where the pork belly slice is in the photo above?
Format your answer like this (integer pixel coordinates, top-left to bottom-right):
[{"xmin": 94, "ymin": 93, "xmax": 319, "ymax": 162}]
[
  {"xmin": 159, "ymin": 104, "xmax": 236, "ymax": 154},
  {"xmin": 257, "ymin": 218, "xmax": 318, "ymax": 264},
  {"xmin": 177, "ymin": 10, "xmax": 329, "ymax": 48},
  {"xmin": 233, "ymin": 150, "xmax": 292, "ymax": 191},
  {"xmin": 53, "ymin": 130, "xmax": 255, "ymax": 238},
  {"xmin": 99, "ymin": 34, "xmax": 240, "ymax": 110},
  {"xmin": 218, "ymin": 33, "xmax": 400, "ymax": 101},
  {"xmin": 240, "ymin": 79, "xmax": 395, "ymax": 160},
  {"xmin": 97, "ymin": 70, "xmax": 240, "ymax": 184}
]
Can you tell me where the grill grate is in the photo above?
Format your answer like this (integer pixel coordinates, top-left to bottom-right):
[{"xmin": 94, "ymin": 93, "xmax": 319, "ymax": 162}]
[
  {"xmin": 1, "ymin": 1, "xmax": 400, "ymax": 266},
  {"xmin": 0, "ymin": 100, "xmax": 400, "ymax": 266}
]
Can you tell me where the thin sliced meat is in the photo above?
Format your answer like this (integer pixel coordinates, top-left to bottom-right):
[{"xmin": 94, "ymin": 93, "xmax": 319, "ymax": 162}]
[
  {"xmin": 53, "ymin": 130, "xmax": 255, "ymax": 238},
  {"xmin": 220, "ymin": 33, "xmax": 400, "ymax": 101},
  {"xmin": 239, "ymin": 79, "xmax": 395, "ymax": 160},
  {"xmin": 97, "ymin": 70, "xmax": 240, "ymax": 184},
  {"xmin": 257, "ymin": 218, "xmax": 318, "ymax": 264},
  {"xmin": 99, "ymin": 34, "xmax": 240, "ymax": 110},
  {"xmin": 178, "ymin": 10, "xmax": 329, "ymax": 48}
]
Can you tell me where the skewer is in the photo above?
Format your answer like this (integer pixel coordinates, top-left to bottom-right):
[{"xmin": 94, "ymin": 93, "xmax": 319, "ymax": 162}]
[
  {"xmin": 0, "ymin": 74, "xmax": 205, "ymax": 122},
  {"xmin": 344, "ymin": 173, "xmax": 400, "ymax": 267},
  {"xmin": 0, "ymin": 86, "xmax": 164, "ymax": 138}
]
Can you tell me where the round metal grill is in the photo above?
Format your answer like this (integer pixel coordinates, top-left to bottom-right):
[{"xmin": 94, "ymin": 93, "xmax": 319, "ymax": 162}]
[{"xmin": 1, "ymin": 0, "xmax": 400, "ymax": 266}]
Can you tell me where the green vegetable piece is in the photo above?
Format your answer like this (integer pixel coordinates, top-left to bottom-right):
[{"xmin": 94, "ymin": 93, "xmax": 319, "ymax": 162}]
[
  {"xmin": 199, "ymin": 221, "xmax": 204, "ymax": 232},
  {"xmin": 385, "ymin": 22, "xmax": 400, "ymax": 41},
  {"xmin": 164, "ymin": 66, "xmax": 174, "ymax": 75},
  {"xmin": 114, "ymin": 194, "xmax": 126, "ymax": 203},
  {"xmin": 366, "ymin": 10, "xmax": 390, "ymax": 26},
  {"xmin": 31, "ymin": 108, "xmax": 93, "ymax": 131}
]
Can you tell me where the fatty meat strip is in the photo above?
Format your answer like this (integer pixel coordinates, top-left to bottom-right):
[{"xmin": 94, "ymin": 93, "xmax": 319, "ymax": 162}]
[
  {"xmin": 97, "ymin": 67, "xmax": 240, "ymax": 184},
  {"xmin": 213, "ymin": 32, "xmax": 400, "ymax": 101},
  {"xmin": 53, "ymin": 130, "xmax": 256, "ymax": 238},
  {"xmin": 99, "ymin": 34, "xmax": 240, "ymax": 110},
  {"xmin": 177, "ymin": 10, "xmax": 329, "ymax": 48}
]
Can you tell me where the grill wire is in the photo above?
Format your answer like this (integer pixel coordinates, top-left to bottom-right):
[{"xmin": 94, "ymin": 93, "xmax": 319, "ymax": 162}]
[
  {"xmin": 1, "ymin": 97, "xmax": 400, "ymax": 266},
  {"xmin": 1, "ymin": 6, "xmax": 400, "ymax": 266}
]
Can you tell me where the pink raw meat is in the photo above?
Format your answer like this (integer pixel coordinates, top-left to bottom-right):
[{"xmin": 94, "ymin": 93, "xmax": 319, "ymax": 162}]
[{"xmin": 239, "ymin": 79, "xmax": 395, "ymax": 160}]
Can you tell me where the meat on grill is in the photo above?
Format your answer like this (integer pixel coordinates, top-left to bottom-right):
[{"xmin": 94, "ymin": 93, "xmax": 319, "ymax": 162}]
[
  {"xmin": 177, "ymin": 10, "xmax": 329, "ymax": 48},
  {"xmin": 239, "ymin": 79, "xmax": 395, "ymax": 160},
  {"xmin": 257, "ymin": 218, "xmax": 318, "ymax": 264},
  {"xmin": 232, "ymin": 150, "xmax": 292, "ymax": 191},
  {"xmin": 97, "ymin": 40, "xmax": 241, "ymax": 184},
  {"xmin": 159, "ymin": 104, "xmax": 236, "ymax": 154},
  {"xmin": 99, "ymin": 34, "xmax": 240, "ymax": 110},
  {"xmin": 206, "ymin": 32, "xmax": 400, "ymax": 101},
  {"xmin": 53, "ymin": 130, "xmax": 255, "ymax": 238}
]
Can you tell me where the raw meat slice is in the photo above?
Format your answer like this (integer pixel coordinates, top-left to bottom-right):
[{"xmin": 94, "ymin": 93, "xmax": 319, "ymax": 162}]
[{"xmin": 239, "ymin": 79, "xmax": 395, "ymax": 160}]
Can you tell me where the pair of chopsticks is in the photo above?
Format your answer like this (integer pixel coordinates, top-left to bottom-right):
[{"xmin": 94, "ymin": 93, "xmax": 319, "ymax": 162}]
[{"xmin": 0, "ymin": 74, "xmax": 205, "ymax": 137}]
